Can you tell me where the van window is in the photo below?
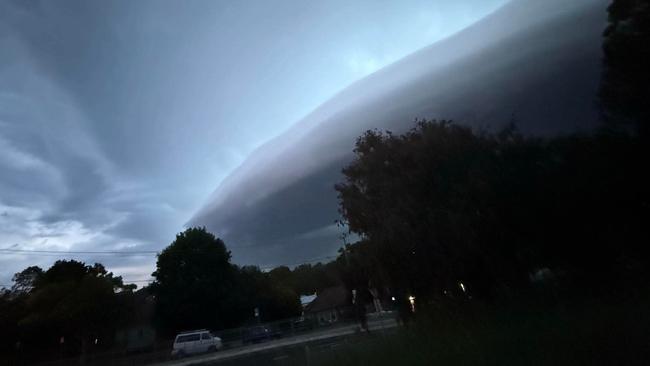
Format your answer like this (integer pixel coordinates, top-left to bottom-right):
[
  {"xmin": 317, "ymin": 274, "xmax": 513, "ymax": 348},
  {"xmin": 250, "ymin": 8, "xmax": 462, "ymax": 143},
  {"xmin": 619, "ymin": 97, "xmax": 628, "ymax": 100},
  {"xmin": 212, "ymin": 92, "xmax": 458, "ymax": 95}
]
[
  {"xmin": 201, "ymin": 333, "xmax": 211, "ymax": 340},
  {"xmin": 176, "ymin": 334, "xmax": 200, "ymax": 343}
]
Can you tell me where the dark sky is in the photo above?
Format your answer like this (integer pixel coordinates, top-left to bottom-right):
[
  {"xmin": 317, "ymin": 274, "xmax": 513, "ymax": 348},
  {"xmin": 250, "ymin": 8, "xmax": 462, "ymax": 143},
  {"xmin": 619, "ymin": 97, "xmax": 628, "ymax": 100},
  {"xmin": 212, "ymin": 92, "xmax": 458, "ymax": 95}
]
[
  {"xmin": 0, "ymin": 0, "xmax": 507, "ymax": 285},
  {"xmin": 190, "ymin": 0, "xmax": 606, "ymax": 270}
]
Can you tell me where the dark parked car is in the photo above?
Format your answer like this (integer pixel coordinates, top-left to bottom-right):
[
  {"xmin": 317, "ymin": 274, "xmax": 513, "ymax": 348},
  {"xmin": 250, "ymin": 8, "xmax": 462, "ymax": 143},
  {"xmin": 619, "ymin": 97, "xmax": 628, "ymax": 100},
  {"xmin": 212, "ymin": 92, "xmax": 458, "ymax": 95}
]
[
  {"xmin": 292, "ymin": 318, "xmax": 315, "ymax": 333},
  {"xmin": 242, "ymin": 326, "xmax": 281, "ymax": 344}
]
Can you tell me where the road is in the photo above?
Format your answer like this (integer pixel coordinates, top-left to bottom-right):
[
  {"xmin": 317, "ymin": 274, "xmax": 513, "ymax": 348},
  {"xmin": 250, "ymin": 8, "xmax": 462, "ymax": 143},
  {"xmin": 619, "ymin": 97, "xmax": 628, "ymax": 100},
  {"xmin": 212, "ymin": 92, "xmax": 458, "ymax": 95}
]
[{"xmin": 157, "ymin": 316, "xmax": 399, "ymax": 366}]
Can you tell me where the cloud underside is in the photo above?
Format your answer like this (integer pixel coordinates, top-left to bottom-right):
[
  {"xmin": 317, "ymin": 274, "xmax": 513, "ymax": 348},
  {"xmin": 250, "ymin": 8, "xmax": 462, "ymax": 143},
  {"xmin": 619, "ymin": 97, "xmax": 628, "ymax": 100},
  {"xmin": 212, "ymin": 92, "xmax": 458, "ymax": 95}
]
[
  {"xmin": 191, "ymin": 0, "xmax": 607, "ymax": 265},
  {"xmin": 0, "ymin": 22, "xmax": 168, "ymax": 284}
]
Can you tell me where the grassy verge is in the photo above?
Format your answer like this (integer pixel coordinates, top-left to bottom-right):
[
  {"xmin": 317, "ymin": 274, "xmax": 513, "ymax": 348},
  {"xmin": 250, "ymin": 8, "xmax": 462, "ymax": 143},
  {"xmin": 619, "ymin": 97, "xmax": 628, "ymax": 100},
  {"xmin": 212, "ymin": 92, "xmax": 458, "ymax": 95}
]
[{"xmin": 314, "ymin": 298, "xmax": 650, "ymax": 366}]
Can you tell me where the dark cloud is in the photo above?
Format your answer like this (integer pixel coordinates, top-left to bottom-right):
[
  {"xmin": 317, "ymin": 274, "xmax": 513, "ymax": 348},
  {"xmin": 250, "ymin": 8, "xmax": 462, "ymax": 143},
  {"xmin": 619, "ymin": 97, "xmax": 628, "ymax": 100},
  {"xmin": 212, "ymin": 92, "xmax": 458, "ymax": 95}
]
[
  {"xmin": 0, "ymin": 0, "xmax": 526, "ymax": 283},
  {"xmin": 204, "ymin": 159, "xmax": 347, "ymax": 265},
  {"xmin": 191, "ymin": 0, "xmax": 608, "ymax": 266}
]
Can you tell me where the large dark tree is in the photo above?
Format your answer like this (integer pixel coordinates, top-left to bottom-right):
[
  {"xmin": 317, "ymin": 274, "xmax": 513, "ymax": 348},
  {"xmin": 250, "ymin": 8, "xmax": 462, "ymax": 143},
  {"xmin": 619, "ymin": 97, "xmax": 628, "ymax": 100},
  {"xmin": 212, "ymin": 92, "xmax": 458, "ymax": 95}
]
[
  {"xmin": 600, "ymin": 0, "xmax": 650, "ymax": 135},
  {"xmin": 4, "ymin": 260, "xmax": 133, "ymax": 361},
  {"xmin": 151, "ymin": 227, "xmax": 241, "ymax": 334},
  {"xmin": 336, "ymin": 121, "xmax": 518, "ymax": 300},
  {"xmin": 336, "ymin": 120, "xmax": 649, "ymax": 301}
]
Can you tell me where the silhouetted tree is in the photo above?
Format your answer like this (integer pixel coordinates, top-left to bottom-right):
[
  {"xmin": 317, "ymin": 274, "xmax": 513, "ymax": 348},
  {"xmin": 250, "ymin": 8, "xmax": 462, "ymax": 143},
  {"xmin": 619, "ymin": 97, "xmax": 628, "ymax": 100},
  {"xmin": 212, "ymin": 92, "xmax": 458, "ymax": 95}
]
[
  {"xmin": 11, "ymin": 266, "xmax": 43, "ymax": 294},
  {"xmin": 336, "ymin": 121, "xmax": 519, "ymax": 300},
  {"xmin": 151, "ymin": 227, "xmax": 302, "ymax": 334},
  {"xmin": 151, "ymin": 227, "xmax": 241, "ymax": 334},
  {"xmin": 600, "ymin": 0, "xmax": 650, "ymax": 135},
  {"xmin": 6, "ymin": 260, "xmax": 133, "ymax": 361},
  {"xmin": 268, "ymin": 262, "xmax": 341, "ymax": 296},
  {"xmin": 239, "ymin": 265, "xmax": 301, "ymax": 322},
  {"xmin": 0, "ymin": 287, "xmax": 28, "ymax": 360},
  {"xmin": 336, "ymin": 120, "xmax": 649, "ymax": 302}
]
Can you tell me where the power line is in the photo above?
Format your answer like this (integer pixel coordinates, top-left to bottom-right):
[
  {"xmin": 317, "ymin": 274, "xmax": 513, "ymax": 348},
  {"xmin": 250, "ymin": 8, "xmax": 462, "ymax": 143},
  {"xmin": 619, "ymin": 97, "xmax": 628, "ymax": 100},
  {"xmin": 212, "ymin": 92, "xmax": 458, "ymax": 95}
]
[
  {"xmin": 0, "ymin": 280, "xmax": 154, "ymax": 287},
  {"xmin": 122, "ymin": 279, "xmax": 154, "ymax": 284},
  {"xmin": 228, "ymin": 237, "xmax": 342, "ymax": 249},
  {"xmin": 1, "ymin": 255, "xmax": 340, "ymax": 288},
  {"xmin": 0, "ymin": 248, "xmax": 158, "ymax": 255},
  {"xmin": 0, "ymin": 242, "xmax": 341, "ymax": 256},
  {"xmin": 1, "ymin": 251, "xmax": 341, "ymax": 286},
  {"xmin": 0, "ymin": 249, "xmax": 338, "ymax": 268}
]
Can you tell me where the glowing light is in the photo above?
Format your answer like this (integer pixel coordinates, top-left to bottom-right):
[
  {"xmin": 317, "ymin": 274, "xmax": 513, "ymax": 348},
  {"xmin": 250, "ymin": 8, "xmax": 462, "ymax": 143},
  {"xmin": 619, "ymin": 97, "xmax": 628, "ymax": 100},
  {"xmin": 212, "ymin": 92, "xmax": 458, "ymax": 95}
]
[
  {"xmin": 459, "ymin": 282, "xmax": 466, "ymax": 292},
  {"xmin": 391, "ymin": 296, "xmax": 396, "ymax": 301},
  {"xmin": 408, "ymin": 295, "xmax": 416, "ymax": 312}
]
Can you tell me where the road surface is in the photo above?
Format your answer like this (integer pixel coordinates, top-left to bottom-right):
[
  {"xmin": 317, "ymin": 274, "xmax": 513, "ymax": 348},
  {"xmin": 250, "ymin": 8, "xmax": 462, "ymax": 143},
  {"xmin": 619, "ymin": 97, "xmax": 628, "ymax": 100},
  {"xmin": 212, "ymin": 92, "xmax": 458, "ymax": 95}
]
[{"xmin": 157, "ymin": 316, "xmax": 398, "ymax": 366}]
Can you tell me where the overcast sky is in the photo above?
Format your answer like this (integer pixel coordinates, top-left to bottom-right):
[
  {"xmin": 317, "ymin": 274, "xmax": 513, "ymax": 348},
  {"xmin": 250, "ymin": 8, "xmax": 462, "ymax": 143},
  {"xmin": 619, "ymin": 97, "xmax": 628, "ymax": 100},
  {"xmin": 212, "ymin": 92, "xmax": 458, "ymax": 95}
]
[
  {"xmin": 189, "ymin": 0, "xmax": 605, "ymax": 273},
  {"xmin": 0, "ymin": 0, "xmax": 507, "ymax": 286}
]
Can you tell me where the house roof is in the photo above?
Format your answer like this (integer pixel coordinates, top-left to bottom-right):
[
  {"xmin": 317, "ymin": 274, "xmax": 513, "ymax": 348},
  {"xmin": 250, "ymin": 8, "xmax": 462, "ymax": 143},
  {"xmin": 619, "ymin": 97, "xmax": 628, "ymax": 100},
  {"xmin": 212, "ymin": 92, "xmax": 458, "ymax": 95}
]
[
  {"xmin": 304, "ymin": 286, "xmax": 350, "ymax": 313},
  {"xmin": 300, "ymin": 294, "xmax": 317, "ymax": 306}
]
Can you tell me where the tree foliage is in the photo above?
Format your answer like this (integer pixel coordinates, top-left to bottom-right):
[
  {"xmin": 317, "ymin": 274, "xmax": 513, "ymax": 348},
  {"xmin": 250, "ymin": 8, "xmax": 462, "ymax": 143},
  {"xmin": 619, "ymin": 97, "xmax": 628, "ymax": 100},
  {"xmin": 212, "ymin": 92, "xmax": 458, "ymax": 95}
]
[
  {"xmin": 1, "ymin": 260, "xmax": 135, "ymax": 361},
  {"xmin": 151, "ymin": 227, "xmax": 302, "ymax": 335},
  {"xmin": 268, "ymin": 262, "xmax": 341, "ymax": 296},
  {"xmin": 11, "ymin": 266, "xmax": 43, "ymax": 294},
  {"xmin": 238, "ymin": 266, "xmax": 301, "ymax": 322},
  {"xmin": 336, "ymin": 120, "xmax": 649, "ymax": 300},
  {"xmin": 600, "ymin": 0, "xmax": 650, "ymax": 135},
  {"xmin": 151, "ymin": 227, "xmax": 241, "ymax": 333}
]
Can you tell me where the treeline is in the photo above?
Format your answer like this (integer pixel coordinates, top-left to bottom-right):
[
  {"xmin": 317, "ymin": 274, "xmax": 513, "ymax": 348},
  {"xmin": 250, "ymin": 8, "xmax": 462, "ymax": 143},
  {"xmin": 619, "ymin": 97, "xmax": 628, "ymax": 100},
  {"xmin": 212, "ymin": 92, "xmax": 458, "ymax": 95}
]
[
  {"xmin": 334, "ymin": 0, "xmax": 650, "ymax": 309},
  {"xmin": 149, "ymin": 227, "xmax": 340, "ymax": 335},
  {"xmin": 267, "ymin": 262, "xmax": 340, "ymax": 297},
  {"xmin": 335, "ymin": 121, "xmax": 648, "ymax": 307},
  {"xmin": 0, "ymin": 228, "xmax": 344, "ymax": 362},
  {"xmin": 0, "ymin": 262, "xmax": 137, "ymax": 362}
]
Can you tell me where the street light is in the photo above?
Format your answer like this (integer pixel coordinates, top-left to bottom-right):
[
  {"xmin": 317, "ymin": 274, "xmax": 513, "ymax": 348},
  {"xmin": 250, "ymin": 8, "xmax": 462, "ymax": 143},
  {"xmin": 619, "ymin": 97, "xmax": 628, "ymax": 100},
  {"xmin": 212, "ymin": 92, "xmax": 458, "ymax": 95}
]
[{"xmin": 408, "ymin": 296, "xmax": 416, "ymax": 312}]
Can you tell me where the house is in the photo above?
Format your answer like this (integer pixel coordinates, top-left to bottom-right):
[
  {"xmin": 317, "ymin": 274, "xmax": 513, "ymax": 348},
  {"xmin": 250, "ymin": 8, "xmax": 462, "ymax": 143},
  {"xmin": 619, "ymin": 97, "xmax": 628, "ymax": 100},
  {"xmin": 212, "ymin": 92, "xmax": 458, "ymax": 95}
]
[
  {"xmin": 300, "ymin": 294, "xmax": 317, "ymax": 309},
  {"xmin": 304, "ymin": 286, "xmax": 351, "ymax": 325}
]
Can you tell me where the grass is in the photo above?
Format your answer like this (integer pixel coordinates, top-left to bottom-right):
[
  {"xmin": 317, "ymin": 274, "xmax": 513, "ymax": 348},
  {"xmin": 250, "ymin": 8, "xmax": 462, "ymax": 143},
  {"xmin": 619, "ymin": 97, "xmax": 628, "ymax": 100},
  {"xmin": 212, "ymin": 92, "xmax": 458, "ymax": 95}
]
[{"xmin": 313, "ymin": 297, "xmax": 650, "ymax": 366}]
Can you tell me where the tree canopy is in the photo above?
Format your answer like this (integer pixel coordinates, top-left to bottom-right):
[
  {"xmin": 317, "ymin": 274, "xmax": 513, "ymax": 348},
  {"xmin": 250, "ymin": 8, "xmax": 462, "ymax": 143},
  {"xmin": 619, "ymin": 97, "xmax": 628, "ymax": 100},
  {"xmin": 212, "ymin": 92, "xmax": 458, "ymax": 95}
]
[
  {"xmin": 336, "ymin": 120, "xmax": 649, "ymax": 300},
  {"xmin": 600, "ymin": 0, "xmax": 650, "ymax": 135},
  {"xmin": 151, "ymin": 227, "xmax": 302, "ymax": 335},
  {"xmin": 151, "ymin": 227, "xmax": 241, "ymax": 333},
  {"xmin": 1, "ymin": 260, "xmax": 135, "ymax": 361}
]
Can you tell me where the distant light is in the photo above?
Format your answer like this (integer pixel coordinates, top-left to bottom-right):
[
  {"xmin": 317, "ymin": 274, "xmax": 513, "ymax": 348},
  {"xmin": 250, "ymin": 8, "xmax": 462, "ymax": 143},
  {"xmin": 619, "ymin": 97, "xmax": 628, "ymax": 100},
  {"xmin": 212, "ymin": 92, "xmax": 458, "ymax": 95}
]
[
  {"xmin": 391, "ymin": 296, "xmax": 396, "ymax": 301},
  {"xmin": 408, "ymin": 296, "xmax": 416, "ymax": 312},
  {"xmin": 459, "ymin": 282, "xmax": 466, "ymax": 292}
]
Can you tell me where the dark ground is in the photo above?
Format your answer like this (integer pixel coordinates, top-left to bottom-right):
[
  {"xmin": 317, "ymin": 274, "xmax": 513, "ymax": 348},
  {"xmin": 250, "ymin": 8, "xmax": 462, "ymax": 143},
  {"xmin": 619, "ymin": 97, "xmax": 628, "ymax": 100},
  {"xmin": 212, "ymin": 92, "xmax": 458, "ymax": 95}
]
[{"xmin": 206, "ymin": 296, "xmax": 650, "ymax": 366}]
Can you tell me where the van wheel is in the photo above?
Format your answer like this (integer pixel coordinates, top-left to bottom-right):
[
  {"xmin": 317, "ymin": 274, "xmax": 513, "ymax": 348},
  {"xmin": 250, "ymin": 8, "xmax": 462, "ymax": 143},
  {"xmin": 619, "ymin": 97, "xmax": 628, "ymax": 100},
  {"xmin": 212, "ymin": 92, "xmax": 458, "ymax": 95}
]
[
  {"xmin": 208, "ymin": 346, "xmax": 217, "ymax": 352},
  {"xmin": 175, "ymin": 350, "xmax": 186, "ymax": 359}
]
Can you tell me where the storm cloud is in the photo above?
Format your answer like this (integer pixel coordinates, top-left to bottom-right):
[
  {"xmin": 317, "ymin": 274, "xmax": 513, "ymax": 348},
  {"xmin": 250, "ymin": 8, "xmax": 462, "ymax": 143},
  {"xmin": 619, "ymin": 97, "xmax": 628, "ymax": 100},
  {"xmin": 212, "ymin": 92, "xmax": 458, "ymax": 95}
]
[
  {"xmin": 1, "ymin": 0, "xmax": 507, "ymax": 285},
  {"xmin": 190, "ymin": 0, "xmax": 608, "ymax": 266}
]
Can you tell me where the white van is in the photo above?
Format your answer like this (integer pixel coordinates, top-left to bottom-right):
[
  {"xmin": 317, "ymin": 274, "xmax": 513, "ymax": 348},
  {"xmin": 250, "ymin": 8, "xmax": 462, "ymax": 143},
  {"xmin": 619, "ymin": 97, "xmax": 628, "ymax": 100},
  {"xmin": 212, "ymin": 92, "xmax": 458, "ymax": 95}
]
[{"xmin": 171, "ymin": 329, "xmax": 222, "ymax": 358}]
